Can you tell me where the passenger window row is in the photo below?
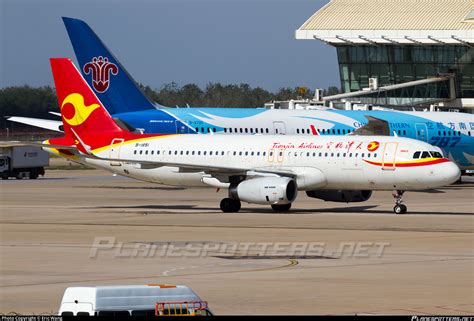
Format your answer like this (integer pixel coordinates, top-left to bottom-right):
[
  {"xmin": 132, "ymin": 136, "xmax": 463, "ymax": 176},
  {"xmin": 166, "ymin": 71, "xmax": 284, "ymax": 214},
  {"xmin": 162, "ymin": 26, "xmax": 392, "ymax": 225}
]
[
  {"xmin": 196, "ymin": 127, "xmax": 270, "ymax": 134},
  {"xmin": 224, "ymin": 128, "xmax": 270, "ymax": 134},
  {"xmin": 194, "ymin": 127, "xmax": 356, "ymax": 135},
  {"xmin": 293, "ymin": 151, "xmax": 377, "ymax": 158},
  {"xmin": 316, "ymin": 128, "xmax": 354, "ymax": 135},
  {"xmin": 191, "ymin": 127, "xmax": 471, "ymax": 137},
  {"xmin": 437, "ymin": 130, "xmax": 463, "ymax": 136},
  {"xmin": 132, "ymin": 149, "xmax": 377, "ymax": 159}
]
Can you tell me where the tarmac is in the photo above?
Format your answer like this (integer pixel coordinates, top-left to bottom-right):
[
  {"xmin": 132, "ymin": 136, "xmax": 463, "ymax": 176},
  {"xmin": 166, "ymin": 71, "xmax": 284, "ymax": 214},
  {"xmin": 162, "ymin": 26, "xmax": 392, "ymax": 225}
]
[{"xmin": 0, "ymin": 167, "xmax": 473, "ymax": 315}]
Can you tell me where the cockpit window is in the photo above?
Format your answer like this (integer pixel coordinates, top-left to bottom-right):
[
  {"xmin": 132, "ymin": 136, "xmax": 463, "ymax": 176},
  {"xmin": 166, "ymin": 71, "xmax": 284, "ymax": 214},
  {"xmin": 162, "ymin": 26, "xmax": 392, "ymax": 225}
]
[
  {"xmin": 414, "ymin": 151, "xmax": 443, "ymax": 159},
  {"xmin": 430, "ymin": 151, "xmax": 443, "ymax": 158},
  {"xmin": 421, "ymin": 151, "xmax": 431, "ymax": 159}
]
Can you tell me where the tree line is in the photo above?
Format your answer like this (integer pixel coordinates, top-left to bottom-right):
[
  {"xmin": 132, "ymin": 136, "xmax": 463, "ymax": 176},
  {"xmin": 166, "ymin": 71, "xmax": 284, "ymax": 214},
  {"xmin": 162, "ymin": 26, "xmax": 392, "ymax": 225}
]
[{"xmin": 0, "ymin": 83, "xmax": 341, "ymax": 130}]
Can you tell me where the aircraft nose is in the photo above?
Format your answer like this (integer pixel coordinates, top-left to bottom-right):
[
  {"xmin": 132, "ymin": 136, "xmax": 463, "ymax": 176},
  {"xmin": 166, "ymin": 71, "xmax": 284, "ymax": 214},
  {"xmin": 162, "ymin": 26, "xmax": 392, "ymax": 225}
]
[{"xmin": 439, "ymin": 160, "xmax": 461, "ymax": 185}]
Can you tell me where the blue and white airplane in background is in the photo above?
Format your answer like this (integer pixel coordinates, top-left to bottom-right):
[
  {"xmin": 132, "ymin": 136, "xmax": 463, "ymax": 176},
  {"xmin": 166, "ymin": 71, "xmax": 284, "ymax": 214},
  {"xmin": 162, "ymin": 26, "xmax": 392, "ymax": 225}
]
[{"xmin": 9, "ymin": 17, "xmax": 474, "ymax": 172}]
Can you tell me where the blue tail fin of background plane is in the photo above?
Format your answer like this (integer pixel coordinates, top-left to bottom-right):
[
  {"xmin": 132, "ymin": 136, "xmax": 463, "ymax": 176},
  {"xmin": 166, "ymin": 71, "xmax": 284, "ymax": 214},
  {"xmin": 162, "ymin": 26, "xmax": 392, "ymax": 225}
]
[{"xmin": 62, "ymin": 17, "xmax": 157, "ymax": 115}]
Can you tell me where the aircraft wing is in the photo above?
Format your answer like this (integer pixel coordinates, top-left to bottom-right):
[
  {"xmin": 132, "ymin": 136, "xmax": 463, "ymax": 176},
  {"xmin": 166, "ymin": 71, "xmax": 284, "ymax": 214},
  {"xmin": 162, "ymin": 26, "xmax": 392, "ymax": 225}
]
[
  {"xmin": 351, "ymin": 116, "xmax": 390, "ymax": 136},
  {"xmin": 7, "ymin": 117, "xmax": 63, "ymax": 132}
]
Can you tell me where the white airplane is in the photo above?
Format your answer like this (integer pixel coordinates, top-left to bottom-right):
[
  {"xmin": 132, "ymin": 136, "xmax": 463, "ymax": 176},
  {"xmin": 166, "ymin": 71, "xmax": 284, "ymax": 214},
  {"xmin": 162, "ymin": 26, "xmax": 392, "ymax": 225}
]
[
  {"xmin": 43, "ymin": 58, "xmax": 461, "ymax": 214},
  {"xmin": 9, "ymin": 18, "xmax": 474, "ymax": 172}
]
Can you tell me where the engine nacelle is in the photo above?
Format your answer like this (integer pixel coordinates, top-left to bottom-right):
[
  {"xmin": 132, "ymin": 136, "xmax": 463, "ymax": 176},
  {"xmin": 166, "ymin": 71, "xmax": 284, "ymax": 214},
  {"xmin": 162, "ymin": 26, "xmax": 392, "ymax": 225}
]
[
  {"xmin": 306, "ymin": 190, "xmax": 372, "ymax": 203},
  {"xmin": 231, "ymin": 177, "xmax": 297, "ymax": 205}
]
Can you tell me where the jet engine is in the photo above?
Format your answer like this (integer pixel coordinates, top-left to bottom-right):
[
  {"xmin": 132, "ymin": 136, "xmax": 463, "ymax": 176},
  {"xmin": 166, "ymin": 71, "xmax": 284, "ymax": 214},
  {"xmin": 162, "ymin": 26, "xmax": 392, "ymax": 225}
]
[
  {"xmin": 230, "ymin": 177, "xmax": 297, "ymax": 205},
  {"xmin": 306, "ymin": 190, "xmax": 372, "ymax": 203}
]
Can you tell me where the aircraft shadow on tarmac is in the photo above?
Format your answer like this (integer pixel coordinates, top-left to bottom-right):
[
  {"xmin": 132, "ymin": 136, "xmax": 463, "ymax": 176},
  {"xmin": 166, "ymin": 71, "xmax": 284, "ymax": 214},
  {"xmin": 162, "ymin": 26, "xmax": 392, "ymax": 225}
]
[
  {"xmin": 241, "ymin": 206, "xmax": 472, "ymax": 216},
  {"xmin": 89, "ymin": 204, "xmax": 380, "ymax": 213},
  {"xmin": 89, "ymin": 204, "xmax": 218, "ymax": 211},
  {"xmin": 332, "ymin": 209, "xmax": 473, "ymax": 216},
  {"xmin": 86, "ymin": 205, "xmax": 474, "ymax": 216},
  {"xmin": 88, "ymin": 204, "xmax": 471, "ymax": 216}
]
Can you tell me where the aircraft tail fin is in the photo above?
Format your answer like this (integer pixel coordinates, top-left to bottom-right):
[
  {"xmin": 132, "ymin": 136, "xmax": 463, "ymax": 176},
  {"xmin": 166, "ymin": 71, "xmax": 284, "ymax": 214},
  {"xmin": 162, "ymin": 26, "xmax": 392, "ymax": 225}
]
[
  {"xmin": 50, "ymin": 58, "xmax": 128, "ymax": 154},
  {"xmin": 62, "ymin": 17, "xmax": 158, "ymax": 114}
]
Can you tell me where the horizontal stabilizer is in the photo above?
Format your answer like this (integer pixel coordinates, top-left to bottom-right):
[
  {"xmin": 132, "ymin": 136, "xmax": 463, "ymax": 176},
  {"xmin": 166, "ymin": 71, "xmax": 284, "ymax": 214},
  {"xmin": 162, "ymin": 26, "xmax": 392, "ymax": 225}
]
[
  {"xmin": 0, "ymin": 140, "xmax": 76, "ymax": 150},
  {"xmin": 7, "ymin": 117, "xmax": 63, "ymax": 132}
]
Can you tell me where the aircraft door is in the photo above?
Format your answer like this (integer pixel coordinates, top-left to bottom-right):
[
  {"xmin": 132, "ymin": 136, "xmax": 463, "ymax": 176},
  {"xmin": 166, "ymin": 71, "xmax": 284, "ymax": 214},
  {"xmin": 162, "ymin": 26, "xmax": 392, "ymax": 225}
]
[
  {"xmin": 109, "ymin": 138, "xmax": 124, "ymax": 166},
  {"xmin": 381, "ymin": 142, "xmax": 398, "ymax": 170},
  {"xmin": 415, "ymin": 123, "xmax": 428, "ymax": 142},
  {"xmin": 273, "ymin": 121, "xmax": 286, "ymax": 135}
]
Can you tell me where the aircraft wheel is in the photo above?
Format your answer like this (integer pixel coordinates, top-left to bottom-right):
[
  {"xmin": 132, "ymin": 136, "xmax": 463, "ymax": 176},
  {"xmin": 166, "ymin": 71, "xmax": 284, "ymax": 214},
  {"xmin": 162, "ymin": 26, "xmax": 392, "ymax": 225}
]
[
  {"xmin": 271, "ymin": 203, "xmax": 292, "ymax": 212},
  {"xmin": 220, "ymin": 198, "xmax": 241, "ymax": 213},
  {"xmin": 394, "ymin": 204, "xmax": 407, "ymax": 215}
]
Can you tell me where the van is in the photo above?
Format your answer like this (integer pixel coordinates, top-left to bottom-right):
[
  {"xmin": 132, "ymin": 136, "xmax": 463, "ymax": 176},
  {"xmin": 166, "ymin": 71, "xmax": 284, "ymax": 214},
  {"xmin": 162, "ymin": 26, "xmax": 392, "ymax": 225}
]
[{"xmin": 58, "ymin": 284, "xmax": 213, "ymax": 316}]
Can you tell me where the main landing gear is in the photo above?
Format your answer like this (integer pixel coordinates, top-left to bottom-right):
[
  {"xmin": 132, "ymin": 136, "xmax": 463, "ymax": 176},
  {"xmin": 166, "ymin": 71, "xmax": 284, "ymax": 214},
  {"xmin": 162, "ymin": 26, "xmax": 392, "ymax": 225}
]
[
  {"xmin": 220, "ymin": 198, "xmax": 241, "ymax": 213},
  {"xmin": 392, "ymin": 190, "xmax": 407, "ymax": 214}
]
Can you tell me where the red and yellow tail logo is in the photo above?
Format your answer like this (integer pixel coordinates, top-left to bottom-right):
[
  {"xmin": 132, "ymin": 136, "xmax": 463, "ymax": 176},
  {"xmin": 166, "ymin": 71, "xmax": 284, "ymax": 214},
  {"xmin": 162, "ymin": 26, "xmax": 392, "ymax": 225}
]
[
  {"xmin": 50, "ymin": 58, "xmax": 128, "ymax": 151},
  {"xmin": 367, "ymin": 141, "xmax": 380, "ymax": 152},
  {"xmin": 61, "ymin": 93, "xmax": 100, "ymax": 126}
]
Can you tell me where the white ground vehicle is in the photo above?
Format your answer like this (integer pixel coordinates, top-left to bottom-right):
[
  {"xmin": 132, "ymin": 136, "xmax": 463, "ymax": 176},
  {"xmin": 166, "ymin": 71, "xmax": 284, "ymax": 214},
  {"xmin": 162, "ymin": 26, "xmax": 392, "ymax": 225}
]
[
  {"xmin": 58, "ymin": 284, "xmax": 213, "ymax": 316},
  {"xmin": 0, "ymin": 146, "xmax": 48, "ymax": 179}
]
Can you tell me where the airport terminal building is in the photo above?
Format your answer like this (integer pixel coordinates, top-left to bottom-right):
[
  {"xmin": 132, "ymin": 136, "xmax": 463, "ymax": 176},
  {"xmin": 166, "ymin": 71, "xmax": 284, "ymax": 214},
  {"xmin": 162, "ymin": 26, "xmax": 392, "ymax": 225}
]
[{"xmin": 296, "ymin": 0, "xmax": 474, "ymax": 111}]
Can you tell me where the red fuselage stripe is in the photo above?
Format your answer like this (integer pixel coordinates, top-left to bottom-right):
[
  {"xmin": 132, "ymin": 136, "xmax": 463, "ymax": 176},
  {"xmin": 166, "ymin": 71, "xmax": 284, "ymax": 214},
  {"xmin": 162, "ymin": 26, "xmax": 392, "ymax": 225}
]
[{"xmin": 364, "ymin": 158, "xmax": 450, "ymax": 167}]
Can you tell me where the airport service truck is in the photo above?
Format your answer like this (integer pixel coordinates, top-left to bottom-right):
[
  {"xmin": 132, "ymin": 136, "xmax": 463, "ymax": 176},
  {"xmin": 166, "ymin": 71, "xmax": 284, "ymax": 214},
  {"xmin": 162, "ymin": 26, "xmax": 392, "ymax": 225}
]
[
  {"xmin": 58, "ymin": 284, "xmax": 213, "ymax": 316},
  {"xmin": 0, "ymin": 146, "xmax": 48, "ymax": 179}
]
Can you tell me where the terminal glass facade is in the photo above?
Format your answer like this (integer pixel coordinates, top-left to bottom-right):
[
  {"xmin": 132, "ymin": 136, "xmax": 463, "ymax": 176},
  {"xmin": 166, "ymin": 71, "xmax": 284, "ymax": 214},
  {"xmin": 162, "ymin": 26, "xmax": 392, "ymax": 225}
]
[{"xmin": 336, "ymin": 45, "xmax": 474, "ymax": 100}]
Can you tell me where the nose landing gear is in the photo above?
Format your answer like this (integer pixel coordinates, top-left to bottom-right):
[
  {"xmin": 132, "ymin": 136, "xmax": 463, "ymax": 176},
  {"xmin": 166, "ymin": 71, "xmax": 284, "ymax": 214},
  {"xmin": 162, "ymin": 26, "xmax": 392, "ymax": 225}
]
[{"xmin": 392, "ymin": 190, "xmax": 407, "ymax": 214}]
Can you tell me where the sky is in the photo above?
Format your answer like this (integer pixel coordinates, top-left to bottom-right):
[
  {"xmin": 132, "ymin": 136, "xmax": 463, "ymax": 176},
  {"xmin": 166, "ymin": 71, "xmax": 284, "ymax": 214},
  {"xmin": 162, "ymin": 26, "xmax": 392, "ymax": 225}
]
[{"xmin": 0, "ymin": 0, "xmax": 339, "ymax": 92}]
